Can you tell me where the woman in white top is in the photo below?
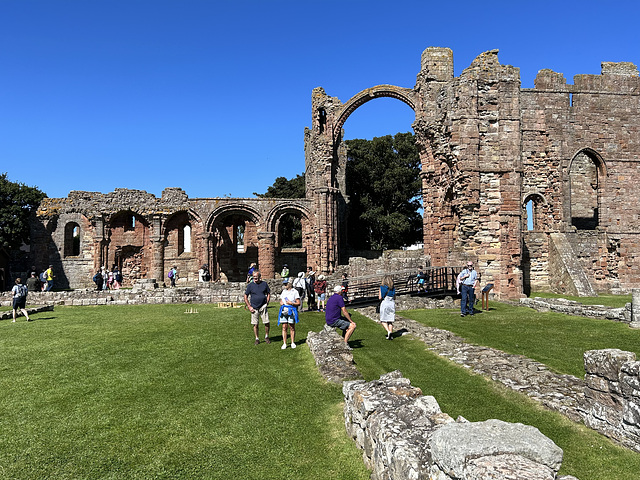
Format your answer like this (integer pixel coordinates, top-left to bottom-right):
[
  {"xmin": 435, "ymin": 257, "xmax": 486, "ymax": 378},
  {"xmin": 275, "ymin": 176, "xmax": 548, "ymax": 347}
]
[{"xmin": 279, "ymin": 281, "xmax": 301, "ymax": 349}]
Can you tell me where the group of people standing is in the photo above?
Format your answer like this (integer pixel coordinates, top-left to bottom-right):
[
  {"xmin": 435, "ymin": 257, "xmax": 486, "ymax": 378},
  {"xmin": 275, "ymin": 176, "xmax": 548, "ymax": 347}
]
[
  {"xmin": 92, "ymin": 265, "xmax": 123, "ymax": 291},
  {"xmin": 280, "ymin": 265, "xmax": 326, "ymax": 312},
  {"xmin": 244, "ymin": 267, "xmax": 397, "ymax": 349}
]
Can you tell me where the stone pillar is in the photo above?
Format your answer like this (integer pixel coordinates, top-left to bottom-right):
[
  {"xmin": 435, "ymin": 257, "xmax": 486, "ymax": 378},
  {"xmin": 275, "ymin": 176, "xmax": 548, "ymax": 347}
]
[
  {"xmin": 631, "ymin": 289, "xmax": 640, "ymax": 328},
  {"xmin": 257, "ymin": 232, "xmax": 275, "ymax": 279},
  {"xmin": 93, "ymin": 217, "xmax": 106, "ymax": 271},
  {"xmin": 150, "ymin": 215, "xmax": 164, "ymax": 282}
]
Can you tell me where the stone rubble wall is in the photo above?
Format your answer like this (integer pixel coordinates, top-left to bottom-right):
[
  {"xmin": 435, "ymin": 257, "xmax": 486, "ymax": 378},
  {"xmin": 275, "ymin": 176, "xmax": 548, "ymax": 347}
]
[
  {"xmin": 0, "ymin": 305, "xmax": 54, "ymax": 320},
  {"xmin": 343, "ymin": 371, "xmax": 578, "ymax": 480},
  {"xmin": 519, "ymin": 297, "xmax": 631, "ymax": 323},
  {"xmin": 357, "ymin": 307, "xmax": 585, "ymax": 423},
  {"xmin": 307, "ymin": 325, "xmax": 362, "ymax": 383},
  {"xmin": 338, "ymin": 250, "xmax": 428, "ymax": 279},
  {"xmin": 0, "ymin": 280, "xmax": 256, "ymax": 307},
  {"xmin": 583, "ymin": 349, "xmax": 640, "ymax": 453},
  {"xmin": 307, "ymin": 314, "xmax": 578, "ymax": 478}
]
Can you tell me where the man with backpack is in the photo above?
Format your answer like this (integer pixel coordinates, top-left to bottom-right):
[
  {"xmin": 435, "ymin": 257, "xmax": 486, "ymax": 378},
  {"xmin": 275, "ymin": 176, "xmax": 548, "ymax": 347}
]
[{"xmin": 11, "ymin": 278, "xmax": 31, "ymax": 322}]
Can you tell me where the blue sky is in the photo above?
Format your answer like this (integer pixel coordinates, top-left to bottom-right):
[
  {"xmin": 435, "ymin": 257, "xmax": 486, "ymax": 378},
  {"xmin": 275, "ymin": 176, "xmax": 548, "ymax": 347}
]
[{"xmin": 1, "ymin": 0, "xmax": 639, "ymax": 200}]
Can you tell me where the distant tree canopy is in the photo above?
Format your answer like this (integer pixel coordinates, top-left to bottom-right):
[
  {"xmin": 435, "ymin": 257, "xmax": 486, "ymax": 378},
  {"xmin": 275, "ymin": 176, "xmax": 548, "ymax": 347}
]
[
  {"xmin": 254, "ymin": 174, "xmax": 305, "ymax": 199},
  {"xmin": 256, "ymin": 132, "xmax": 423, "ymax": 251},
  {"xmin": 345, "ymin": 132, "xmax": 422, "ymax": 250},
  {"xmin": 0, "ymin": 173, "xmax": 47, "ymax": 250}
]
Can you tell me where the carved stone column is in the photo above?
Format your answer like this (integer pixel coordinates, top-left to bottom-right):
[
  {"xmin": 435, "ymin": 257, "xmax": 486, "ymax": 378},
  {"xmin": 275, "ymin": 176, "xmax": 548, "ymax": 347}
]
[
  {"xmin": 92, "ymin": 216, "xmax": 106, "ymax": 271},
  {"xmin": 257, "ymin": 231, "xmax": 276, "ymax": 279},
  {"xmin": 150, "ymin": 215, "xmax": 164, "ymax": 282}
]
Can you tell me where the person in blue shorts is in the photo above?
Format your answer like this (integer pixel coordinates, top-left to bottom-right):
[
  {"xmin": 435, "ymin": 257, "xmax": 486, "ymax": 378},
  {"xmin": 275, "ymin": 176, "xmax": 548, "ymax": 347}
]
[
  {"xmin": 244, "ymin": 270, "xmax": 271, "ymax": 345},
  {"xmin": 325, "ymin": 285, "xmax": 356, "ymax": 346}
]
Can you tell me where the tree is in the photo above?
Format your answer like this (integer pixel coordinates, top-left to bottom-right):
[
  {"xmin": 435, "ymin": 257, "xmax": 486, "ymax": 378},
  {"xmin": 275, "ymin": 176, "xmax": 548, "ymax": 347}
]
[
  {"xmin": 255, "ymin": 174, "xmax": 306, "ymax": 248},
  {"xmin": 0, "ymin": 173, "xmax": 47, "ymax": 250},
  {"xmin": 254, "ymin": 174, "xmax": 305, "ymax": 199},
  {"xmin": 345, "ymin": 132, "xmax": 422, "ymax": 250}
]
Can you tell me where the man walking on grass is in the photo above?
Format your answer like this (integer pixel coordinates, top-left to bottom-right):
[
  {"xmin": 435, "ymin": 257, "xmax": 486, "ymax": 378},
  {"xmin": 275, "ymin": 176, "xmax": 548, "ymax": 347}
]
[
  {"xmin": 11, "ymin": 278, "xmax": 31, "ymax": 322},
  {"xmin": 244, "ymin": 270, "xmax": 271, "ymax": 345}
]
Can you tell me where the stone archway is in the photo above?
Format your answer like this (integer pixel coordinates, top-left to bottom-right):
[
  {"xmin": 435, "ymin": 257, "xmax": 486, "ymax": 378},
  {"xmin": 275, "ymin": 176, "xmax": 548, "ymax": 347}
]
[
  {"xmin": 332, "ymin": 85, "xmax": 417, "ymax": 142},
  {"xmin": 266, "ymin": 203, "xmax": 313, "ymax": 277},
  {"xmin": 568, "ymin": 148, "xmax": 607, "ymax": 230},
  {"xmin": 305, "ymin": 82, "xmax": 431, "ymax": 270},
  {"xmin": 208, "ymin": 205, "xmax": 262, "ymax": 282},
  {"xmin": 106, "ymin": 210, "xmax": 152, "ymax": 285}
]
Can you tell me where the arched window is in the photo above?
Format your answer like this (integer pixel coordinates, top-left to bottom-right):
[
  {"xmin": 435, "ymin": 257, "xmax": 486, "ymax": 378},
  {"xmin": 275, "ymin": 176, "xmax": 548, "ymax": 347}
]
[
  {"xmin": 277, "ymin": 213, "xmax": 303, "ymax": 249},
  {"xmin": 237, "ymin": 224, "xmax": 245, "ymax": 253},
  {"xmin": 178, "ymin": 224, "xmax": 191, "ymax": 254},
  {"xmin": 64, "ymin": 222, "xmax": 81, "ymax": 257},
  {"xmin": 522, "ymin": 194, "xmax": 545, "ymax": 232},
  {"xmin": 569, "ymin": 149, "xmax": 605, "ymax": 230}
]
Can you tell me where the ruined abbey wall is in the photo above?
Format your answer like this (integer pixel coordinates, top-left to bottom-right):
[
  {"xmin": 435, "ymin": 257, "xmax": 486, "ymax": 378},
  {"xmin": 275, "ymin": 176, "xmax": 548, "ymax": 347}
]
[
  {"xmin": 27, "ymin": 47, "xmax": 640, "ymax": 298},
  {"xmin": 31, "ymin": 188, "xmax": 313, "ymax": 289}
]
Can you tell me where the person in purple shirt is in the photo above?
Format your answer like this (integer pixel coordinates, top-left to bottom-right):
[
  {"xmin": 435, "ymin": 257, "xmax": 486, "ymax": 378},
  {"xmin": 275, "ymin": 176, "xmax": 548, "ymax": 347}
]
[{"xmin": 325, "ymin": 285, "xmax": 357, "ymax": 347}]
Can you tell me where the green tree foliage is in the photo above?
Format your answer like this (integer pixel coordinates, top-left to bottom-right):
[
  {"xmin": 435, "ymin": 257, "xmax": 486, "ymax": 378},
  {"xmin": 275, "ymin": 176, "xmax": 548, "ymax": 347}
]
[
  {"xmin": 345, "ymin": 133, "xmax": 422, "ymax": 250},
  {"xmin": 254, "ymin": 174, "xmax": 305, "ymax": 248},
  {"xmin": 0, "ymin": 173, "xmax": 47, "ymax": 250},
  {"xmin": 254, "ymin": 174, "xmax": 305, "ymax": 199}
]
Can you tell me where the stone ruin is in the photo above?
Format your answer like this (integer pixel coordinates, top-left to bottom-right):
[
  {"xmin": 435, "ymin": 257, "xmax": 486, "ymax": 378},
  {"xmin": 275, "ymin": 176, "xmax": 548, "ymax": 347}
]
[
  {"xmin": 27, "ymin": 47, "xmax": 640, "ymax": 299},
  {"xmin": 344, "ymin": 371, "xmax": 575, "ymax": 480}
]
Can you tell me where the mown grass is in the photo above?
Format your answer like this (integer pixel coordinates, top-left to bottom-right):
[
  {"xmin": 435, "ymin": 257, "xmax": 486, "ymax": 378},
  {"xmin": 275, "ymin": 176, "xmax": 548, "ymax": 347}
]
[
  {"xmin": 530, "ymin": 291, "xmax": 632, "ymax": 308},
  {"xmin": 3, "ymin": 302, "xmax": 640, "ymax": 480},
  {"xmin": 401, "ymin": 301, "xmax": 640, "ymax": 377},
  {"xmin": 0, "ymin": 305, "xmax": 368, "ymax": 480},
  {"xmin": 346, "ymin": 308, "xmax": 640, "ymax": 480}
]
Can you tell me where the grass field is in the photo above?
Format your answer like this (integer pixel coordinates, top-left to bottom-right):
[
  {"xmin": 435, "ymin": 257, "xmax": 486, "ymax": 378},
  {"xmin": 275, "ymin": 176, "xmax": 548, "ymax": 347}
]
[
  {"xmin": 529, "ymin": 291, "xmax": 632, "ymax": 308},
  {"xmin": 0, "ymin": 305, "xmax": 368, "ymax": 480},
  {"xmin": 2, "ymin": 301, "xmax": 640, "ymax": 479},
  {"xmin": 351, "ymin": 304, "xmax": 640, "ymax": 480},
  {"xmin": 401, "ymin": 300, "xmax": 640, "ymax": 377}
]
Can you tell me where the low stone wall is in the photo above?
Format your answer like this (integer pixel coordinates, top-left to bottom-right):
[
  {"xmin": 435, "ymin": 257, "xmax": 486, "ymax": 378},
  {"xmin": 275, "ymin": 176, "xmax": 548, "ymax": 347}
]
[
  {"xmin": 0, "ymin": 280, "xmax": 254, "ymax": 307},
  {"xmin": 307, "ymin": 325, "xmax": 362, "ymax": 383},
  {"xmin": 338, "ymin": 249, "xmax": 428, "ymax": 278},
  {"xmin": 520, "ymin": 297, "xmax": 631, "ymax": 323},
  {"xmin": 583, "ymin": 349, "xmax": 640, "ymax": 453},
  {"xmin": 344, "ymin": 371, "xmax": 577, "ymax": 480},
  {"xmin": 0, "ymin": 305, "xmax": 54, "ymax": 320}
]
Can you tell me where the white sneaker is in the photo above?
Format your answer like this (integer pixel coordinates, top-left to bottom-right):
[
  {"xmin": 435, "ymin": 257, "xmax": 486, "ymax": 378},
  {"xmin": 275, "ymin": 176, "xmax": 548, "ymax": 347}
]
[
  {"xmin": 281, "ymin": 343, "xmax": 287, "ymax": 350},
  {"xmin": 291, "ymin": 342, "xmax": 296, "ymax": 349}
]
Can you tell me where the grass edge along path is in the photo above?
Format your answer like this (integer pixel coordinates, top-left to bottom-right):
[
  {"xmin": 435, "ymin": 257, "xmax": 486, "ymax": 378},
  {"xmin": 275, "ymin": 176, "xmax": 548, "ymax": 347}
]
[
  {"xmin": 401, "ymin": 301, "xmax": 640, "ymax": 378},
  {"xmin": 529, "ymin": 291, "xmax": 631, "ymax": 308},
  {"xmin": 348, "ymin": 309, "xmax": 640, "ymax": 480},
  {"xmin": 0, "ymin": 305, "xmax": 369, "ymax": 480}
]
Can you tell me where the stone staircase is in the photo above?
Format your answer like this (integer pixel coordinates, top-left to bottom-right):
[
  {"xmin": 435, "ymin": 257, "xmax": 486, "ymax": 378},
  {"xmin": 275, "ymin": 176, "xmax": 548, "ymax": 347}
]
[{"xmin": 549, "ymin": 233, "xmax": 597, "ymax": 296}]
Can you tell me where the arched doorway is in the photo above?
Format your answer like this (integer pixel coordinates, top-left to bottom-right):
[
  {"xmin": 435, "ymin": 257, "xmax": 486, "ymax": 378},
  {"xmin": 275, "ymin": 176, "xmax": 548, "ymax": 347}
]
[
  {"xmin": 164, "ymin": 210, "xmax": 204, "ymax": 283},
  {"xmin": 210, "ymin": 211, "xmax": 260, "ymax": 282},
  {"xmin": 107, "ymin": 211, "xmax": 151, "ymax": 285},
  {"xmin": 332, "ymin": 88, "xmax": 423, "ymax": 256},
  {"xmin": 569, "ymin": 149, "xmax": 606, "ymax": 230}
]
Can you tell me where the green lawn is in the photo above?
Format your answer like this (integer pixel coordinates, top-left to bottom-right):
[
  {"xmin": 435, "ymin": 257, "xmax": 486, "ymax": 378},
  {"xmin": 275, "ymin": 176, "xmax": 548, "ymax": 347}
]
[
  {"xmin": 347, "ymin": 307, "xmax": 640, "ymax": 480},
  {"xmin": 3, "ymin": 303, "xmax": 640, "ymax": 480},
  {"xmin": 530, "ymin": 291, "xmax": 632, "ymax": 308},
  {"xmin": 0, "ymin": 305, "xmax": 368, "ymax": 480},
  {"xmin": 401, "ymin": 301, "xmax": 640, "ymax": 377}
]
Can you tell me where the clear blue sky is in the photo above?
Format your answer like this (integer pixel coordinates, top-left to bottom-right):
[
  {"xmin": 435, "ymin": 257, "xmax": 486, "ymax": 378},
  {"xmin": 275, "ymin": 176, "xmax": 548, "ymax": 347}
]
[{"xmin": 1, "ymin": 0, "xmax": 638, "ymax": 200}]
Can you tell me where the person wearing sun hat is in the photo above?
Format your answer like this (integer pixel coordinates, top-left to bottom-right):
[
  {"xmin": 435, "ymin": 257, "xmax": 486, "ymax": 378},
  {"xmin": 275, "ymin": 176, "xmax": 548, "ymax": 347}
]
[{"xmin": 314, "ymin": 274, "xmax": 327, "ymax": 312}]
